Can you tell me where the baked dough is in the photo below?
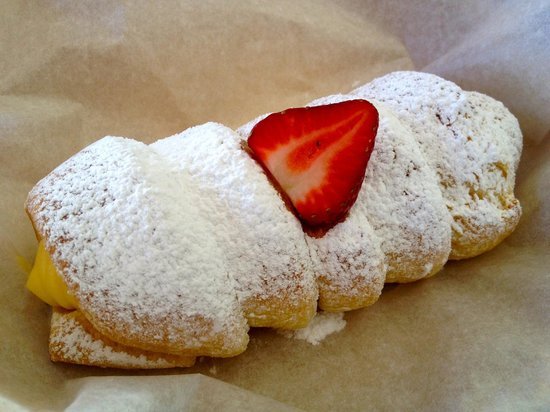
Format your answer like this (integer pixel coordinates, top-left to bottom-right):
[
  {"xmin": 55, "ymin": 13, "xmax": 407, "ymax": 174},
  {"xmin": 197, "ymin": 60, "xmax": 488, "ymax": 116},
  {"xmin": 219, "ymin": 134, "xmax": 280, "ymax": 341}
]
[
  {"xmin": 353, "ymin": 71, "xmax": 522, "ymax": 259},
  {"xmin": 50, "ymin": 309, "xmax": 195, "ymax": 369},
  {"xmin": 26, "ymin": 137, "xmax": 249, "ymax": 358},
  {"xmin": 25, "ymin": 71, "xmax": 522, "ymax": 368},
  {"xmin": 238, "ymin": 117, "xmax": 386, "ymax": 311},
  {"xmin": 307, "ymin": 94, "xmax": 452, "ymax": 283},
  {"xmin": 152, "ymin": 123, "xmax": 318, "ymax": 328}
]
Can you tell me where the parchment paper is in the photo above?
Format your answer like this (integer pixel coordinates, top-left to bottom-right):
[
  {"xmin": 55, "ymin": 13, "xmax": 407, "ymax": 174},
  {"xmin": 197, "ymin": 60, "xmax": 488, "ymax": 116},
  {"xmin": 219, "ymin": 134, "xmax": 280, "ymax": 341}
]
[{"xmin": 1, "ymin": 1, "xmax": 548, "ymax": 410}]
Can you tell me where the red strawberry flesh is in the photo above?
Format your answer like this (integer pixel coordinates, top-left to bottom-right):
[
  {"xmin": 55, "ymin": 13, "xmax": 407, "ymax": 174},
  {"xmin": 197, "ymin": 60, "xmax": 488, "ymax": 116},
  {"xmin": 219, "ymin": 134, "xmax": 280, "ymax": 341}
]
[{"xmin": 247, "ymin": 99, "xmax": 378, "ymax": 235}]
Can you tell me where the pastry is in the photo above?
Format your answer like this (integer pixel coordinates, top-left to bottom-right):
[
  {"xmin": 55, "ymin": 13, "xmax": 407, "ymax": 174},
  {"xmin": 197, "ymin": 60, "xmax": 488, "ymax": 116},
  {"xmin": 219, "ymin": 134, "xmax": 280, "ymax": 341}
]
[
  {"xmin": 49, "ymin": 309, "xmax": 195, "ymax": 369},
  {"xmin": 24, "ymin": 71, "xmax": 522, "ymax": 368},
  {"xmin": 26, "ymin": 136, "xmax": 249, "ymax": 362},
  {"xmin": 353, "ymin": 71, "xmax": 522, "ymax": 259},
  {"xmin": 307, "ymin": 95, "xmax": 452, "ymax": 283},
  {"xmin": 152, "ymin": 123, "xmax": 318, "ymax": 328},
  {"xmin": 239, "ymin": 100, "xmax": 386, "ymax": 311}
]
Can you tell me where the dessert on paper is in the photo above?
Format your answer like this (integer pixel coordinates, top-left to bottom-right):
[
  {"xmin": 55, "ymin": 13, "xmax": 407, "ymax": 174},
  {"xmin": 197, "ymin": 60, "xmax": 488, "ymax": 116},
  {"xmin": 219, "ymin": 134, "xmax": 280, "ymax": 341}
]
[{"xmin": 25, "ymin": 72, "xmax": 522, "ymax": 368}]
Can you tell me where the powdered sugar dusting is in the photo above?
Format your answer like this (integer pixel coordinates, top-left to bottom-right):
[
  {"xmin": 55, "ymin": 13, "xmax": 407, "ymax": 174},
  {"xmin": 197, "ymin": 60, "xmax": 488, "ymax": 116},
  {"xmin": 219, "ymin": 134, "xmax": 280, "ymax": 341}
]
[
  {"xmin": 352, "ymin": 71, "xmax": 522, "ymax": 258},
  {"xmin": 279, "ymin": 312, "xmax": 346, "ymax": 345},
  {"xmin": 308, "ymin": 94, "xmax": 452, "ymax": 282},
  {"xmin": 49, "ymin": 310, "xmax": 194, "ymax": 368},
  {"xmin": 27, "ymin": 70, "xmax": 523, "ymax": 366},
  {"xmin": 306, "ymin": 199, "xmax": 386, "ymax": 310},
  {"xmin": 152, "ymin": 123, "xmax": 317, "ymax": 328},
  {"xmin": 239, "ymin": 115, "xmax": 386, "ymax": 311},
  {"xmin": 27, "ymin": 137, "xmax": 248, "ymax": 356}
]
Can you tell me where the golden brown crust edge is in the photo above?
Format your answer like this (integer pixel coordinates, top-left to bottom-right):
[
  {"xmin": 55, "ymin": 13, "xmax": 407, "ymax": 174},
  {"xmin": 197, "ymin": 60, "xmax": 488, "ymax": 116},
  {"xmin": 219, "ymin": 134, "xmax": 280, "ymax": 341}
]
[
  {"xmin": 450, "ymin": 199, "xmax": 521, "ymax": 260},
  {"xmin": 49, "ymin": 309, "xmax": 195, "ymax": 369}
]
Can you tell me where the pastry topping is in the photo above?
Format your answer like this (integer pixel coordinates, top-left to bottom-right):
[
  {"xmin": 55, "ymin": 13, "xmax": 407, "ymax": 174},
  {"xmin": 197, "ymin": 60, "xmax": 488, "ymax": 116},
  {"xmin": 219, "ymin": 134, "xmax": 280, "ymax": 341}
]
[{"xmin": 247, "ymin": 100, "xmax": 379, "ymax": 234}]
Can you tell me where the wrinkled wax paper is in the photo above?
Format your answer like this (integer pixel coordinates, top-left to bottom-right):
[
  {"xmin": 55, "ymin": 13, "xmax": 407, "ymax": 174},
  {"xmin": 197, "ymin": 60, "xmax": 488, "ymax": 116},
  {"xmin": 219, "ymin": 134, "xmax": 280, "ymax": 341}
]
[{"xmin": 1, "ymin": 1, "xmax": 548, "ymax": 410}]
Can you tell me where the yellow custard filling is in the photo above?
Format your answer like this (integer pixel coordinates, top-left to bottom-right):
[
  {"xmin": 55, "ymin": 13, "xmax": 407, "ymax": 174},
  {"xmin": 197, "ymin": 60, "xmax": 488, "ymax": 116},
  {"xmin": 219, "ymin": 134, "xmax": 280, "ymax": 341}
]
[{"xmin": 26, "ymin": 240, "xmax": 77, "ymax": 310}]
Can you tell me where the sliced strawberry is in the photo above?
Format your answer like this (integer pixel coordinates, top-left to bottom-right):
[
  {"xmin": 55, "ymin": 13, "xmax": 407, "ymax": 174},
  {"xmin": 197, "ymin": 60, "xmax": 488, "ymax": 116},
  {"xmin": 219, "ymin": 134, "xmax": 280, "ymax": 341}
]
[{"xmin": 247, "ymin": 99, "xmax": 378, "ymax": 235}]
